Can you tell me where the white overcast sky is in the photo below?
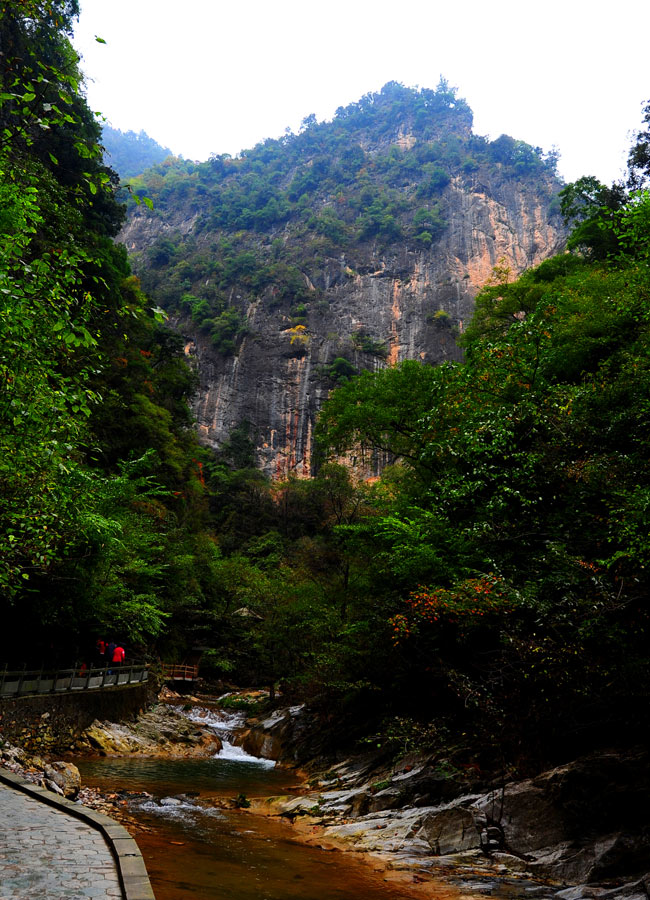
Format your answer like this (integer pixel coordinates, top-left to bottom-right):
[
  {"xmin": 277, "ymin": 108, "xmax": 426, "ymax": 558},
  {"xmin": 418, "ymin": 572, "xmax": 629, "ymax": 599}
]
[{"xmin": 73, "ymin": 0, "xmax": 649, "ymax": 185}]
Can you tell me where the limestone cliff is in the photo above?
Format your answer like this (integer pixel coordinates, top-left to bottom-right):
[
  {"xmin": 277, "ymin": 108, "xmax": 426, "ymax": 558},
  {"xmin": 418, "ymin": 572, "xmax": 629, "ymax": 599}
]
[{"xmin": 121, "ymin": 83, "xmax": 566, "ymax": 477}]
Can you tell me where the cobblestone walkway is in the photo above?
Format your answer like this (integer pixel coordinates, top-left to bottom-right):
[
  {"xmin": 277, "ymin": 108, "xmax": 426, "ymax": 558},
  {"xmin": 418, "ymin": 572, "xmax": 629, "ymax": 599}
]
[{"xmin": 0, "ymin": 782, "xmax": 123, "ymax": 899}]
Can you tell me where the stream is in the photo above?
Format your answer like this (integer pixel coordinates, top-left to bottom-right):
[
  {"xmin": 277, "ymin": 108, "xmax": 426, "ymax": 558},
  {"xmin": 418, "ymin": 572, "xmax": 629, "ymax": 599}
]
[{"xmin": 77, "ymin": 707, "xmax": 441, "ymax": 900}]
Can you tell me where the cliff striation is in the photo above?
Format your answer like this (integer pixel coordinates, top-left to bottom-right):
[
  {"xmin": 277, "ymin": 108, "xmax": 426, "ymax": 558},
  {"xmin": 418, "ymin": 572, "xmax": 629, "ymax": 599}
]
[{"xmin": 121, "ymin": 83, "xmax": 566, "ymax": 477}]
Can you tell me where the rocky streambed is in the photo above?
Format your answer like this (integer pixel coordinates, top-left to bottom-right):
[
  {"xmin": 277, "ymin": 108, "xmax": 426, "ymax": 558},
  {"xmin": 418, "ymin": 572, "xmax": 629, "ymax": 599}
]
[
  {"xmin": 2, "ymin": 694, "xmax": 649, "ymax": 900},
  {"xmin": 234, "ymin": 706, "xmax": 650, "ymax": 900}
]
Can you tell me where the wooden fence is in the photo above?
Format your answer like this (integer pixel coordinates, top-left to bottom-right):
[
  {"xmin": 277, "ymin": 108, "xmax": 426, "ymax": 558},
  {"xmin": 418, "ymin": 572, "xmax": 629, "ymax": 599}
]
[{"xmin": 0, "ymin": 664, "xmax": 149, "ymax": 699}]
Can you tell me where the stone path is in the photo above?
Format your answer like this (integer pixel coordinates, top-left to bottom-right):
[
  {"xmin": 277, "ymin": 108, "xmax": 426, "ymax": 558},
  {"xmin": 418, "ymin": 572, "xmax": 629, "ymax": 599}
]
[{"xmin": 0, "ymin": 782, "xmax": 123, "ymax": 899}]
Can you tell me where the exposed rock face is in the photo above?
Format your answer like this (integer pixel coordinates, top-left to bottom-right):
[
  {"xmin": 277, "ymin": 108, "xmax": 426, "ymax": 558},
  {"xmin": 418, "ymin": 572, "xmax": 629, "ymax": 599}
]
[
  {"xmin": 77, "ymin": 704, "xmax": 222, "ymax": 757},
  {"xmin": 238, "ymin": 705, "xmax": 309, "ymax": 761},
  {"xmin": 238, "ymin": 707, "xmax": 649, "ymax": 893},
  {"xmin": 421, "ymin": 806, "xmax": 481, "ymax": 855},
  {"xmin": 310, "ymin": 751, "xmax": 650, "ymax": 886},
  {"xmin": 121, "ymin": 120, "xmax": 565, "ymax": 480}
]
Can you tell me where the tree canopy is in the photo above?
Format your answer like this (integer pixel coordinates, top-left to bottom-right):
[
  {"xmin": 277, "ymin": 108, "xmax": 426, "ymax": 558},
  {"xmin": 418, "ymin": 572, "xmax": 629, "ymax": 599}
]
[
  {"xmin": 310, "ymin": 132, "xmax": 650, "ymax": 765},
  {"xmin": 0, "ymin": 2, "xmax": 210, "ymax": 658}
]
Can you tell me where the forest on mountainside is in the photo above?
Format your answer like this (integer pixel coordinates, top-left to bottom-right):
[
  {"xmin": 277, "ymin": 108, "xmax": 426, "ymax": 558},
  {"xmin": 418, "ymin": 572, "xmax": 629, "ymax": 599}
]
[
  {"xmin": 101, "ymin": 125, "xmax": 174, "ymax": 180},
  {"xmin": 1, "ymin": 1, "xmax": 649, "ymax": 774}
]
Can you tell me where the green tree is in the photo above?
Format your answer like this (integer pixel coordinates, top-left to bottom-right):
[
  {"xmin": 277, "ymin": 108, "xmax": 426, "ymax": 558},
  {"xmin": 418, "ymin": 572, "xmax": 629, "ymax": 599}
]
[
  {"xmin": 316, "ymin": 359, "xmax": 454, "ymax": 478},
  {"xmin": 0, "ymin": 2, "xmax": 216, "ymax": 661},
  {"xmin": 559, "ymin": 176, "xmax": 627, "ymax": 259}
]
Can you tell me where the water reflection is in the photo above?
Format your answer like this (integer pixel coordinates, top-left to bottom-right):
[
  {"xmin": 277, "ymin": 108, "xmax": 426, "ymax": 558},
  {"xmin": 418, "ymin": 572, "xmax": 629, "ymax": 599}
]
[{"xmin": 79, "ymin": 753, "xmax": 292, "ymax": 798}]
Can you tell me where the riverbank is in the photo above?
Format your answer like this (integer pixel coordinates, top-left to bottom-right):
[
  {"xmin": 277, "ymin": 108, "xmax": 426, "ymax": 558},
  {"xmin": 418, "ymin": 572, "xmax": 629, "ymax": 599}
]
[
  {"xmin": 246, "ymin": 760, "xmax": 557, "ymax": 900},
  {"xmin": 115, "ymin": 700, "xmax": 645, "ymax": 900},
  {"xmin": 75, "ymin": 747, "xmax": 446, "ymax": 900},
  {"xmin": 3, "ymin": 690, "xmax": 648, "ymax": 900},
  {"xmin": 231, "ymin": 704, "xmax": 650, "ymax": 900},
  {"xmin": 0, "ymin": 697, "xmax": 225, "ymax": 835},
  {"xmin": 1, "ymin": 694, "xmax": 471, "ymax": 900}
]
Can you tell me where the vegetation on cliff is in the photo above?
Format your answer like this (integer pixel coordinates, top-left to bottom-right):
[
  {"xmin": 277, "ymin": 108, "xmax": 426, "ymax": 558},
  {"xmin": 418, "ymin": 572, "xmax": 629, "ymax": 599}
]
[
  {"xmin": 124, "ymin": 80, "xmax": 561, "ymax": 357},
  {"xmin": 313, "ymin": 200, "xmax": 650, "ymax": 764},
  {"xmin": 184, "ymin": 105, "xmax": 650, "ymax": 772}
]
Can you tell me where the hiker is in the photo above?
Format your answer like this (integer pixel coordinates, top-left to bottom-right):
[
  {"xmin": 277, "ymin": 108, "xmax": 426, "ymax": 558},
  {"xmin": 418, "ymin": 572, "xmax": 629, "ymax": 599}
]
[
  {"xmin": 95, "ymin": 638, "xmax": 106, "ymax": 666},
  {"xmin": 112, "ymin": 643, "xmax": 125, "ymax": 667}
]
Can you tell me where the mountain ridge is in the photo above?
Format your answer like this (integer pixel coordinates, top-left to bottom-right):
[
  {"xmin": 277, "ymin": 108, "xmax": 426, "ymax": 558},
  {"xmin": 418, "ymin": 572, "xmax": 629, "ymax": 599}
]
[{"xmin": 120, "ymin": 81, "xmax": 566, "ymax": 477}]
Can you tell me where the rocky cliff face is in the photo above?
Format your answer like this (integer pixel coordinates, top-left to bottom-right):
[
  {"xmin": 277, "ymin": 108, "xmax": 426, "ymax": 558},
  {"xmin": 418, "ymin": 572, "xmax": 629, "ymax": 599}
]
[
  {"xmin": 121, "ymin": 85, "xmax": 566, "ymax": 478},
  {"xmin": 124, "ymin": 185, "xmax": 563, "ymax": 478}
]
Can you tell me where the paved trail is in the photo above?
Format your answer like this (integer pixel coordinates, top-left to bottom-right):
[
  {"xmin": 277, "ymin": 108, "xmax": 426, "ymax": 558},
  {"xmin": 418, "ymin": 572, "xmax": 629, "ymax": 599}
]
[{"xmin": 0, "ymin": 782, "xmax": 123, "ymax": 899}]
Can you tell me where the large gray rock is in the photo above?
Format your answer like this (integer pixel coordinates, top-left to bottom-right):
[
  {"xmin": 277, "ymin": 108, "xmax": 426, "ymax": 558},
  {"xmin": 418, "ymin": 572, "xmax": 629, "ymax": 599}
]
[
  {"xmin": 541, "ymin": 751, "xmax": 650, "ymax": 839},
  {"xmin": 44, "ymin": 761, "xmax": 81, "ymax": 799},
  {"xmin": 367, "ymin": 786, "xmax": 407, "ymax": 813},
  {"xmin": 238, "ymin": 705, "xmax": 307, "ymax": 761},
  {"xmin": 357, "ymin": 750, "xmax": 650, "ymax": 885},
  {"xmin": 420, "ymin": 806, "xmax": 482, "ymax": 855},
  {"xmin": 473, "ymin": 752, "xmax": 650, "ymax": 884},
  {"xmin": 477, "ymin": 781, "xmax": 566, "ymax": 854}
]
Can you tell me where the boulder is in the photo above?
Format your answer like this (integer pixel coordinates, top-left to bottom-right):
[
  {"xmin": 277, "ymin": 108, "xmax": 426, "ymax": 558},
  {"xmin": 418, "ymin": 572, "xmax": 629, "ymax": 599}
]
[
  {"xmin": 477, "ymin": 780, "xmax": 566, "ymax": 855},
  {"xmin": 83, "ymin": 723, "xmax": 135, "ymax": 754},
  {"xmin": 420, "ymin": 806, "xmax": 482, "ymax": 855},
  {"xmin": 80, "ymin": 708, "xmax": 222, "ymax": 757},
  {"xmin": 238, "ymin": 727, "xmax": 282, "ymax": 761},
  {"xmin": 391, "ymin": 768, "xmax": 465, "ymax": 807},
  {"xmin": 471, "ymin": 753, "xmax": 650, "ymax": 884},
  {"xmin": 540, "ymin": 750, "xmax": 650, "ymax": 837},
  {"xmin": 367, "ymin": 786, "xmax": 405, "ymax": 813},
  {"xmin": 43, "ymin": 761, "xmax": 81, "ymax": 799},
  {"xmin": 587, "ymin": 832, "xmax": 650, "ymax": 883}
]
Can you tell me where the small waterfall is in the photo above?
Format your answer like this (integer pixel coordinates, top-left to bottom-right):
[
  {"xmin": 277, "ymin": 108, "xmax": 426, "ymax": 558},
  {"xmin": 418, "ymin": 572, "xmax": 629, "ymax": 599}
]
[{"xmin": 184, "ymin": 706, "xmax": 276, "ymax": 768}]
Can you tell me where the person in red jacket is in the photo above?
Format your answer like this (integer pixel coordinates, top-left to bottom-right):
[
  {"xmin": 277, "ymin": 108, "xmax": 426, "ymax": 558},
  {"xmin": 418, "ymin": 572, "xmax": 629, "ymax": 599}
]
[{"xmin": 112, "ymin": 644, "xmax": 125, "ymax": 666}]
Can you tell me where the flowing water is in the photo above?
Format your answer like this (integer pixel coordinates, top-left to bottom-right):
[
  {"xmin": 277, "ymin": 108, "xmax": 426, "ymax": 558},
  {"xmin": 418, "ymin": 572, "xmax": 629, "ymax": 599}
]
[{"xmin": 78, "ymin": 708, "xmax": 434, "ymax": 900}]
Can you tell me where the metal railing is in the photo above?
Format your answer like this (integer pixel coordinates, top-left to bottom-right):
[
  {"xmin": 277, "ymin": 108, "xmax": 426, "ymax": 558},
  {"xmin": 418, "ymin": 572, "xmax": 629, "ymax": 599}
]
[
  {"xmin": 160, "ymin": 663, "xmax": 199, "ymax": 681},
  {"xmin": 0, "ymin": 664, "xmax": 149, "ymax": 699}
]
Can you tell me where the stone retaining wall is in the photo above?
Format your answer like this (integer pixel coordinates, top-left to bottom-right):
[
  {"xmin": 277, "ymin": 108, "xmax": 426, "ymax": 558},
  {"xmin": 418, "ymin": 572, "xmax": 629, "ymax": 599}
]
[{"xmin": 0, "ymin": 683, "xmax": 148, "ymax": 753}]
